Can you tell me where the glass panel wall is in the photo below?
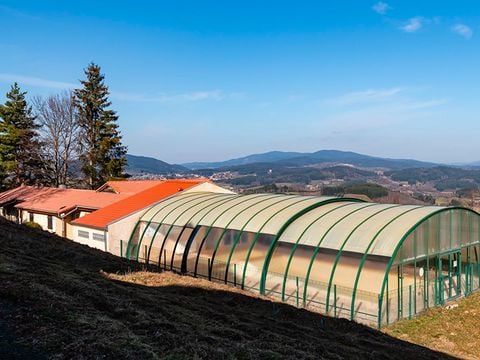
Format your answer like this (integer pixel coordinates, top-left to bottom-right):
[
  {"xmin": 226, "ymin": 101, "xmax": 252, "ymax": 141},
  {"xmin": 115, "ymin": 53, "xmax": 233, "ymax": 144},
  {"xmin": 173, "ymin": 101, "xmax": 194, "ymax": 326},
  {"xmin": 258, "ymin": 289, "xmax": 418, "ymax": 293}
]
[
  {"xmin": 186, "ymin": 226, "xmax": 209, "ymax": 274},
  {"xmin": 171, "ymin": 227, "xmax": 194, "ymax": 271}
]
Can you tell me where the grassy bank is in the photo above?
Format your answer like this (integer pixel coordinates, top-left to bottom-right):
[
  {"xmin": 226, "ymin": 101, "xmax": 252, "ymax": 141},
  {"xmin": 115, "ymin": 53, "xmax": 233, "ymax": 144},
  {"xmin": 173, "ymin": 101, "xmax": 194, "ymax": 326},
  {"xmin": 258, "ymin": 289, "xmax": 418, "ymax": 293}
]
[{"xmin": 386, "ymin": 291, "xmax": 480, "ymax": 359}]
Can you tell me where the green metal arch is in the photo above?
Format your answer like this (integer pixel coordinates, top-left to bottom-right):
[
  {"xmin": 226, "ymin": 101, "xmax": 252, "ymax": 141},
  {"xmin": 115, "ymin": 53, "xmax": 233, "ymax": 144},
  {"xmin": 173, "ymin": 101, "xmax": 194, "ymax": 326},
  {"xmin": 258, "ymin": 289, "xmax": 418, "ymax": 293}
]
[
  {"xmin": 349, "ymin": 206, "xmax": 424, "ymax": 320},
  {"xmin": 224, "ymin": 196, "xmax": 300, "ymax": 284},
  {"xmin": 179, "ymin": 195, "xmax": 243, "ymax": 274},
  {"xmin": 150, "ymin": 193, "xmax": 228, "ymax": 268},
  {"xmin": 125, "ymin": 192, "xmax": 200, "ymax": 259},
  {"xmin": 280, "ymin": 202, "xmax": 354, "ymax": 301},
  {"xmin": 240, "ymin": 196, "xmax": 312, "ymax": 289},
  {"xmin": 125, "ymin": 194, "xmax": 196, "ymax": 258},
  {"xmin": 208, "ymin": 195, "xmax": 286, "ymax": 278},
  {"xmin": 168, "ymin": 194, "xmax": 235, "ymax": 269},
  {"xmin": 193, "ymin": 194, "xmax": 271, "ymax": 277},
  {"xmin": 142, "ymin": 193, "xmax": 215, "ymax": 262},
  {"xmin": 377, "ymin": 206, "xmax": 480, "ymax": 328},
  {"xmin": 301, "ymin": 203, "xmax": 376, "ymax": 304},
  {"xmin": 259, "ymin": 198, "xmax": 365, "ymax": 295},
  {"xmin": 133, "ymin": 192, "xmax": 204, "ymax": 260},
  {"xmin": 324, "ymin": 204, "xmax": 402, "ymax": 313}
]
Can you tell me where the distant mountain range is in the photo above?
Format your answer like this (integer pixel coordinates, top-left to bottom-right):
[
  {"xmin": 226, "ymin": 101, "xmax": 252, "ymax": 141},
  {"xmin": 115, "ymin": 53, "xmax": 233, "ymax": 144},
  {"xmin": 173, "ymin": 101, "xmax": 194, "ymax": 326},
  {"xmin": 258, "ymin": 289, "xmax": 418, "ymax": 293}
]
[
  {"xmin": 182, "ymin": 150, "xmax": 439, "ymax": 171},
  {"xmin": 125, "ymin": 150, "xmax": 480, "ymax": 175},
  {"xmin": 125, "ymin": 154, "xmax": 187, "ymax": 174}
]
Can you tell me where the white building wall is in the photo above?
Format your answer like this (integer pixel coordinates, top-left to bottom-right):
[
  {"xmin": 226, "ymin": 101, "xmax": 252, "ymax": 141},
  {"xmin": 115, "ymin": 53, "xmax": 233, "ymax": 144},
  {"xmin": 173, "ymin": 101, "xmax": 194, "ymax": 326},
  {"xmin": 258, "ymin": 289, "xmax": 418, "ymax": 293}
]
[
  {"xmin": 22, "ymin": 211, "xmax": 57, "ymax": 234},
  {"xmin": 71, "ymin": 224, "xmax": 107, "ymax": 251},
  {"xmin": 107, "ymin": 211, "xmax": 144, "ymax": 257}
]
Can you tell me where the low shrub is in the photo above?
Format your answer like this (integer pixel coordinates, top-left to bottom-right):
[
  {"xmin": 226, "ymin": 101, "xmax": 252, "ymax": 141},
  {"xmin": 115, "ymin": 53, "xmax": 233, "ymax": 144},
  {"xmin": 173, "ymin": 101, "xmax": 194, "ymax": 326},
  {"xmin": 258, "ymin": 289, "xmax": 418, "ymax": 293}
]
[{"xmin": 23, "ymin": 221, "xmax": 42, "ymax": 230}]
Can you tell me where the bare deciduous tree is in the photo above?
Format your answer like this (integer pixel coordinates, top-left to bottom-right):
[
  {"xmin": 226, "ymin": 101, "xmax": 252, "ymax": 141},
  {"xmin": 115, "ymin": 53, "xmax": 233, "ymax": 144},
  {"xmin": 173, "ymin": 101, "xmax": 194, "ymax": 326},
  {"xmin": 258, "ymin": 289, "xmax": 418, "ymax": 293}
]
[{"xmin": 33, "ymin": 92, "xmax": 79, "ymax": 187}]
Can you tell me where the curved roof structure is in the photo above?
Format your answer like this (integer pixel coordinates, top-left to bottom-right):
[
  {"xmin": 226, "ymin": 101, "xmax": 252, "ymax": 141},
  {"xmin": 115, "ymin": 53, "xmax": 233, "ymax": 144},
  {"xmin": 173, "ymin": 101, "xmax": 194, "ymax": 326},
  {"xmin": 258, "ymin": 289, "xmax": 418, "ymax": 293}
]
[
  {"xmin": 139, "ymin": 192, "xmax": 353, "ymax": 234},
  {"xmin": 126, "ymin": 191, "xmax": 480, "ymax": 328}
]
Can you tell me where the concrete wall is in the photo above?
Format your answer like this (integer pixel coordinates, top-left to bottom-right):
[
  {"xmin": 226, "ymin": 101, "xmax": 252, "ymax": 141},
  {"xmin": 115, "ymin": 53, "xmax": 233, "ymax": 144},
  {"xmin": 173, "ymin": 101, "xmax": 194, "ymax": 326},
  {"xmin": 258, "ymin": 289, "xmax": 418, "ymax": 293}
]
[
  {"xmin": 107, "ymin": 210, "xmax": 144, "ymax": 257},
  {"xmin": 71, "ymin": 224, "xmax": 107, "ymax": 251}
]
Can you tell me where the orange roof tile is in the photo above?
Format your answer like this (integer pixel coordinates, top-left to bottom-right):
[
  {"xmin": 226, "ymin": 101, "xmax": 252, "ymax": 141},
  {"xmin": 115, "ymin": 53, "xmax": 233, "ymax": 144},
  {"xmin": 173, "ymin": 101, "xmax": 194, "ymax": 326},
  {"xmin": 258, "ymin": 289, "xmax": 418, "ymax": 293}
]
[
  {"xmin": 96, "ymin": 180, "xmax": 165, "ymax": 194},
  {"xmin": 15, "ymin": 188, "xmax": 128, "ymax": 215},
  {"xmin": 0, "ymin": 185, "xmax": 47, "ymax": 206},
  {"xmin": 72, "ymin": 179, "xmax": 207, "ymax": 230}
]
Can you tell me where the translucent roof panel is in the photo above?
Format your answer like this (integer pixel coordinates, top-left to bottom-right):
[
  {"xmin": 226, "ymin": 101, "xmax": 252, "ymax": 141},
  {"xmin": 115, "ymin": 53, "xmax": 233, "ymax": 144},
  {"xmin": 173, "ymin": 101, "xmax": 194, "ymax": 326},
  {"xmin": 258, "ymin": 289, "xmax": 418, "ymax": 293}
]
[
  {"xmin": 368, "ymin": 206, "xmax": 443, "ymax": 257},
  {"xmin": 197, "ymin": 194, "xmax": 276, "ymax": 227},
  {"xmin": 279, "ymin": 202, "xmax": 373, "ymax": 247},
  {"xmin": 278, "ymin": 201, "xmax": 359, "ymax": 245},
  {"xmin": 171, "ymin": 193, "xmax": 236, "ymax": 227},
  {"xmin": 140, "ymin": 192, "xmax": 205, "ymax": 222},
  {"xmin": 261, "ymin": 196, "xmax": 340, "ymax": 235},
  {"xmin": 342, "ymin": 205, "xmax": 422, "ymax": 254},
  {"xmin": 320, "ymin": 204, "xmax": 397, "ymax": 251},
  {"xmin": 242, "ymin": 195, "xmax": 306, "ymax": 233},
  {"xmin": 158, "ymin": 193, "xmax": 230, "ymax": 226},
  {"xmin": 227, "ymin": 194, "xmax": 289, "ymax": 231},
  {"xmin": 187, "ymin": 194, "xmax": 238, "ymax": 225}
]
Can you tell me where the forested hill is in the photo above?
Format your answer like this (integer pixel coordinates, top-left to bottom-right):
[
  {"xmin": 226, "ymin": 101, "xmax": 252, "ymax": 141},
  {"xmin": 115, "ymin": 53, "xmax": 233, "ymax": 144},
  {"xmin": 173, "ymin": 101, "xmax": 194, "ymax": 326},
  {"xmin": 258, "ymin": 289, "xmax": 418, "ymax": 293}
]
[
  {"xmin": 125, "ymin": 154, "xmax": 188, "ymax": 174},
  {"xmin": 183, "ymin": 150, "xmax": 439, "ymax": 170},
  {"xmin": 386, "ymin": 166, "xmax": 480, "ymax": 191}
]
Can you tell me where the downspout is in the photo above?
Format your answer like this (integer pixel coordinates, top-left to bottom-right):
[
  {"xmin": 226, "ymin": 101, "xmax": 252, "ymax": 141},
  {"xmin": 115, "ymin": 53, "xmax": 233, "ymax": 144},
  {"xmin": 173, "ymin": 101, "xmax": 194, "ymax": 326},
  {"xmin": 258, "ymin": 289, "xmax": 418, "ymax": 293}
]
[
  {"xmin": 59, "ymin": 206, "xmax": 79, "ymax": 239},
  {"xmin": 62, "ymin": 216, "xmax": 67, "ymax": 238}
]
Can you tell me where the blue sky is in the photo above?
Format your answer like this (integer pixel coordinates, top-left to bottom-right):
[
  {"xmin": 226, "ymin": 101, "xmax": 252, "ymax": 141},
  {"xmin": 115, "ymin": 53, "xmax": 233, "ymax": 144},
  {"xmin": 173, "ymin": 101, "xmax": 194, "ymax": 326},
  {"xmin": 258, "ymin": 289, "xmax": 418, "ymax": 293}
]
[{"xmin": 0, "ymin": 1, "xmax": 479, "ymax": 164}]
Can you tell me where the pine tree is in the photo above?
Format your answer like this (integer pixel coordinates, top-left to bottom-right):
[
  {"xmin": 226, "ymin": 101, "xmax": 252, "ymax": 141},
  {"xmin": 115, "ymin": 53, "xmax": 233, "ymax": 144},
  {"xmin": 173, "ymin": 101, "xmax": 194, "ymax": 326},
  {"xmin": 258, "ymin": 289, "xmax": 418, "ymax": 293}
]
[
  {"xmin": 74, "ymin": 63, "xmax": 127, "ymax": 189},
  {"xmin": 0, "ymin": 83, "xmax": 43, "ymax": 189}
]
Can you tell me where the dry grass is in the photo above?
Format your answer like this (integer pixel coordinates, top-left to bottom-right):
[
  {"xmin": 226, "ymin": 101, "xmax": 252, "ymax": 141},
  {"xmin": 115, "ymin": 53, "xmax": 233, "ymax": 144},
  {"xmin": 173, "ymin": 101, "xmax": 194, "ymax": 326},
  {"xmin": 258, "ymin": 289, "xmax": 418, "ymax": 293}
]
[
  {"xmin": 386, "ymin": 292, "xmax": 480, "ymax": 359},
  {"xmin": 0, "ymin": 218, "xmax": 454, "ymax": 359},
  {"xmin": 103, "ymin": 270, "xmax": 264, "ymax": 297}
]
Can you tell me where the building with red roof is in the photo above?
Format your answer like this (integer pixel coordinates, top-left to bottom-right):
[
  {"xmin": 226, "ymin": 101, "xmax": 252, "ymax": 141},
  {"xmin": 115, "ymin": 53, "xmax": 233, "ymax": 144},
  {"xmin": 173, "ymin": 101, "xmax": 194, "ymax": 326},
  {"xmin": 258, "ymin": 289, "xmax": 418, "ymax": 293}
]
[
  {"xmin": 70, "ymin": 180, "xmax": 233, "ymax": 254},
  {"xmin": 0, "ymin": 180, "xmax": 200, "ymax": 239}
]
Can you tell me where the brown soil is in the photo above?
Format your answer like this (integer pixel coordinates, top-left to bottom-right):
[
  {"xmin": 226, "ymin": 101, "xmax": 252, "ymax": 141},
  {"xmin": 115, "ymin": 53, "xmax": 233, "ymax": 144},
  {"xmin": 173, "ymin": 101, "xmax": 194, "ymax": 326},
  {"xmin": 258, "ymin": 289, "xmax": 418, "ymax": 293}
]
[{"xmin": 0, "ymin": 218, "xmax": 453, "ymax": 359}]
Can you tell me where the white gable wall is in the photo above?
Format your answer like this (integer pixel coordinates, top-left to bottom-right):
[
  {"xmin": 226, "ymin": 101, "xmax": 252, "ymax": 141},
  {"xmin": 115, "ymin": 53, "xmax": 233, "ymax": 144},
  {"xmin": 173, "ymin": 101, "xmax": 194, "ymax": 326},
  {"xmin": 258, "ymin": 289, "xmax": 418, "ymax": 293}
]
[
  {"xmin": 184, "ymin": 182, "xmax": 234, "ymax": 194},
  {"xmin": 21, "ymin": 211, "xmax": 57, "ymax": 234},
  {"xmin": 107, "ymin": 210, "xmax": 144, "ymax": 257},
  {"xmin": 71, "ymin": 224, "xmax": 107, "ymax": 252}
]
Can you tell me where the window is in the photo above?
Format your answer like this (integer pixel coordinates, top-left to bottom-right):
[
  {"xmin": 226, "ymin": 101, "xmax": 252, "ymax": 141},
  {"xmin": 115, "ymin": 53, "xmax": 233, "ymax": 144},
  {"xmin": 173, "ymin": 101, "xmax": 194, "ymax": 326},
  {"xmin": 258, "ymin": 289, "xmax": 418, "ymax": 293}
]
[
  {"xmin": 29, "ymin": 212, "xmax": 34, "ymax": 222},
  {"xmin": 92, "ymin": 233, "xmax": 105, "ymax": 242},
  {"xmin": 47, "ymin": 215, "xmax": 53, "ymax": 230},
  {"xmin": 78, "ymin": 230, "xmax": 89, "ymax": 239}
]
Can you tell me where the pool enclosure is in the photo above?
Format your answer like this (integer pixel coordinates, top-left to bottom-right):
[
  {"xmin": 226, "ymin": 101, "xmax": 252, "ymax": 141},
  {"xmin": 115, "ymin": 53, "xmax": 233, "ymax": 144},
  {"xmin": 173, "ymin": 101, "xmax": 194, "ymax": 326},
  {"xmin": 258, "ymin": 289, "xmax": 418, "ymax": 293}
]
[{"xmin": 124, "ymin": 192, "xmax": 480, "ymax": 327}]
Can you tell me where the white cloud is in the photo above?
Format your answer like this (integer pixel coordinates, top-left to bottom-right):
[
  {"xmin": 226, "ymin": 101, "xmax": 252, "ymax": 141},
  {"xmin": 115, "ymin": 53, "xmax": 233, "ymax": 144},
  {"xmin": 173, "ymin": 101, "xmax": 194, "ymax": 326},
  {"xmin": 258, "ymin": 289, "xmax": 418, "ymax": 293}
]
[
  {"xmin": 113, "ymin": 90, "xmax": 231, "ymax": 103},
  {"xmin": 400, "ymin": 17, "xmax": 423, "ymax": 33},
  {"xmin": 400, "ymin": 98, "xmax": 449, "ymax": 110},
  {"xmin": 325, "ymin": 87, "xmax": 404, "ymax": 106},
  {"xmin": 372, "ymin": 2, "xmax": 390, "ymax": 15},
  {"xmin": 0, "ymin": 5, "xmax": 42, "ymax": 21},
  {"xmin": 0, "ymin": 73, "xmax": 76, "ymax": 89},
  {"xmin": 0, "ymin": 73, "xmax": 238, "ymax": 103},
  {"xmin": 451, "ymin": 24, "xmax": 473, "ymax": 39}
]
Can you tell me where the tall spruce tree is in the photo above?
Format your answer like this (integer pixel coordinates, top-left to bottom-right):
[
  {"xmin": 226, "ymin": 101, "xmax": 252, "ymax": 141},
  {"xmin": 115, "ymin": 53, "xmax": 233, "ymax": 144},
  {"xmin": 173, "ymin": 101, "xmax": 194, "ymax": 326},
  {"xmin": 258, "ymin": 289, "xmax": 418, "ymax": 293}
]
[
  {"xmin": 74, "ymin": 63, "xmax": 127, "ymax": 189},
  {"xmin": 0, "ymin": 83, "xmax": 43, "ymax": 189}
]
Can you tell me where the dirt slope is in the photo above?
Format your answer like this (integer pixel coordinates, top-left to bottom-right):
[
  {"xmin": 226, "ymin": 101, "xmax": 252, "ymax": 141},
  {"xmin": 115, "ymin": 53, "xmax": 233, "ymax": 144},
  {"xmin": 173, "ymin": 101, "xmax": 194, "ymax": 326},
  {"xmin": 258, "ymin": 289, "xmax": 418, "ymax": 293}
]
[{"xmin": 0, "ymin": 218, "xmax": 452, "ymax": 359}]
